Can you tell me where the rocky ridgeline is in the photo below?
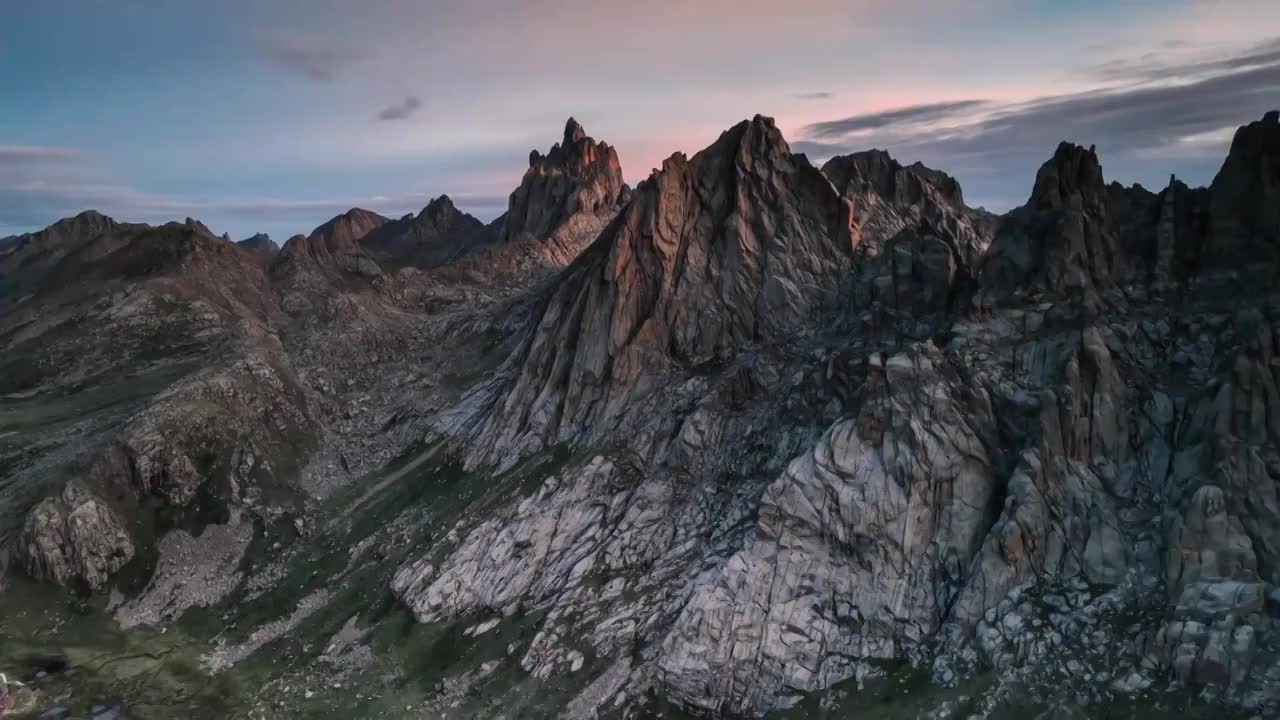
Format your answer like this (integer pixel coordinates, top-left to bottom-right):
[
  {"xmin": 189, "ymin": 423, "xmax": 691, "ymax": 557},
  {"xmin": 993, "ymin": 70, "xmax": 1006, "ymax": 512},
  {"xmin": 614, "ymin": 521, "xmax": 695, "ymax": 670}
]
[
  {"xmin": 397, "ymin": 111, "xmax": 1280, "ymax": 716},
  {"xmin": 452, "ymin": 115, "xmax": 855, "ymax": 470},
  {"xmin": 0, "ymin": 120, "xmax": 633, "ymax": 598},
  {"xmin": 0, "ymin": 218, "xmax": 312, "ymax": 593},
  {"xmin": 489, "ymin": 117, "xmax": 630, "ymax": 269},
  {"xmin": 361, "ymin": 195, "xmax": 495, "ymax": 272},
  {"xmin": 3, "ymin": 112, "xmax": 1280, "ymax": 718}
]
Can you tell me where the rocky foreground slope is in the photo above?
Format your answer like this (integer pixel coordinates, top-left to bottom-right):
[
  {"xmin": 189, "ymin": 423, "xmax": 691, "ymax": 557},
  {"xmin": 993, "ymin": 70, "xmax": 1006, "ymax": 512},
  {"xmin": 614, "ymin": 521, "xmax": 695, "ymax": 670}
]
[{"xmin": 1, "ymin": 113, "xmax": 1279, "ymax": 719}]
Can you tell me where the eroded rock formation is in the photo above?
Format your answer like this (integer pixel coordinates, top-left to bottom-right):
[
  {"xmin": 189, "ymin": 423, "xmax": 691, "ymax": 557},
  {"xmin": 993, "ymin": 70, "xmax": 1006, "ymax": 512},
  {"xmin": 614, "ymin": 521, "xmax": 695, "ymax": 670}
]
[
  {"xmin": 395, "ymin": 111, "xmax": 1280, "ymax": 717},
  {"xmin": 496, "ymin": 117, "xmax": 629, "ymax": 265},
  {"xmin": 6, "ymin": 109, "xmax": 1280, "ymax": 719},
  {"xmin": 456, "ymin": 115, "xmax": 854, "ymax": 469}
]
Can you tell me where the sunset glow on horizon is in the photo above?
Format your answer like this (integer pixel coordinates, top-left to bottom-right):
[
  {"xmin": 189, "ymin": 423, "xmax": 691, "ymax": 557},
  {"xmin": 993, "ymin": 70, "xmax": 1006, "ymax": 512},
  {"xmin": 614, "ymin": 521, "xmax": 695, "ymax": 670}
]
[{"xmin": 3, "ymin": 0, "xmax": 1278, "ymax": 239}]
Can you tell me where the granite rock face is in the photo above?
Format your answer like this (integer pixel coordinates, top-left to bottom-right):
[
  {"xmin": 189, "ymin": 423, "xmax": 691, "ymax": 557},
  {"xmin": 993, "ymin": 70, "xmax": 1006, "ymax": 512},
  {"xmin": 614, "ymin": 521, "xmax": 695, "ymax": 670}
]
[
  {"xmin": 458, "ymin": 115, "xmax": 854, "ymax": 470},
  {"xmin": 8, "ymin": 110, "xmax": 1280, "ymax": 718},
  {"xmin": 658, "ymin": 344, "xmax": 1002, "ymax": 713},
  {"xmin": 823, "ymin": 149, "xmax": 994, "ymax": 330},
  {"xmin": 497, "ymin": 117, "xmax": 629, "ymax": 266},
  {"xmin": 393, "ymin": 112, "xmax": 1280, "ymax": 717},
  {"xmin": 22, "ymin": 478, "xmax": 134, "ymax": 592}
]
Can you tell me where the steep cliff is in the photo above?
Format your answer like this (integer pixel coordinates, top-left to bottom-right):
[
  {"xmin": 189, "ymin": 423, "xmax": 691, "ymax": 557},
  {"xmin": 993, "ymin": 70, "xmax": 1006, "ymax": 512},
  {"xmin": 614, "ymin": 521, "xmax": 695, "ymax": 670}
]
[
  {"xmin": 393, "ymin": 112, "xmax": 1280, "ymax": 718},
  {"xmin": 456, "ymin": 115, "xmax": 853, "ymax": 469}
]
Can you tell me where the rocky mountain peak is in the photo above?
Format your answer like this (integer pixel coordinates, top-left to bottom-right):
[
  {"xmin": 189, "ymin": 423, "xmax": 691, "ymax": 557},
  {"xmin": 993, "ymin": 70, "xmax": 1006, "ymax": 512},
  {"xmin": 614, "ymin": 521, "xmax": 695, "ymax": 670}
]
[
  {"xmin": 421, "ymin": 194, "xmax": 460, "ymax": 221},
  {"xmin": 977, "ymin": 141, "xmax": 1129, "ymax": 302},
  {"xmin": 563, "ymin": 116, "xmax": 587, "ymax": 145},
  {"xmin": 820, "ymin": 147, "xmax": 990, "ymax": 326},
  {"xmin": 823, "ymin": 148, "xmax": 966, "ymax": 209},
  {"xmin": 46, "ymin": 209, "xmax": 117, "ymax": 241},
  {"xmin": 320, "ymin": 208, "xmax": 387, "ymax": 241},
  {"xmin": 358, "ymin": 196, "xmax": 493, "ymax": 271},
  {"xmin": 70, "ymin": 208, "xmax": 111, "ymax": 225},
  {"xmin": 461, "ymin": 114, "xmax": 853, "ymax": 469},
  {"xmin": 237, "ymin": 232, "xmax": 280, "ymax": 262},
  {"xmin": 239, "ymin": 232, "xmax": 274, "ymax": 247},
  {"xmin": 1207, "ymin": 110, "xmax": 1280, "ymax": 264},
  {"xmin": 172, "ymin": 217, "xmax": 218, "ymax": 241},
  {"xmin": 1029, "ymin": 141, "xmax": 1107, "ymax": 212},
  {"xmin": 0, "ymin": 210, "xmax": 122, "ymax": 301},
  {"xmin": 498, "ymin": 117, "xmax": 627, "ymax": 248},
  {"xmin": 297, "ymin": 209, "xmax": 385, "ymax": 251},
  {"xmin": 274, "ymin": 208, "xmax": 389, "ymax": 284}
]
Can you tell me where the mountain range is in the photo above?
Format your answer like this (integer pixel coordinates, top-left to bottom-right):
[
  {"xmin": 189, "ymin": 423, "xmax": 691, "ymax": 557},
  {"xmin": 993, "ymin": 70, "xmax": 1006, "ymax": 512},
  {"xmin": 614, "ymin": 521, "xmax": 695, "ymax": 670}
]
[{"xmin": 0, "ymin": 112, "xmax": 1279, "ymax": 719}]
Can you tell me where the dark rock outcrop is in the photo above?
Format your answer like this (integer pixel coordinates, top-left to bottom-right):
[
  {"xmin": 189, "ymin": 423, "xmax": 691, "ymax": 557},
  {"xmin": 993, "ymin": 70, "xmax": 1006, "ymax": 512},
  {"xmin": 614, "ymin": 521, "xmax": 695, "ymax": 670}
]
[
  {"xmin": 237, "ymin": 233, "xmax": 280, "ymax": 262},
  {"xmin": 823, "ymin": 149, "xmax": 994, "ymax": 326},
  {"xmin": 978, "ymin": 143, "xmax": 1132, "ymax": 303},
  {"xmin": 360, "ymin": 195, "xmax": 494, "ymax": 271},
  {"xmin": 978, "ymin": 112, "xmax": 1280, "ymax": 306},
  {"xmin": 1206, "ymin": 110, "xmax": 1280, "ymax": 266},
  {"xmin": 22, "ymin": 478, "xmax": 135, "ymax": 592}
]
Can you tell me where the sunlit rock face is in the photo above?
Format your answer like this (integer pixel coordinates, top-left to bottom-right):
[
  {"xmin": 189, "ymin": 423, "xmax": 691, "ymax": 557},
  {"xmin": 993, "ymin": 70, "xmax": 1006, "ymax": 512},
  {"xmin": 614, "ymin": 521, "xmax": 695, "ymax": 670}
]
[
  {"xmin": 458, "ymin": 115, "xmax": 855, "ymax": 470},
  {"xmin": 496, "ymin": 117, "xmax": 630, "ymax": 265}
]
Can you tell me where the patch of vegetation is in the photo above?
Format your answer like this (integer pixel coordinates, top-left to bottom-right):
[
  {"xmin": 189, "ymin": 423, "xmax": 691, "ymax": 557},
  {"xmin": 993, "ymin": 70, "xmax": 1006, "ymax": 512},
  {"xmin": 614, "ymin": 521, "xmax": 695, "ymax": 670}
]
[
  {"xmin": 0, "ymin": 576, "xmax": 246, "ymax": 719},
  {"xmin": 2, "ymin": 439, "xmax": 599, "ymax": 718},
  {"xmin": 764, "ymin": 662, "xmax": 988, "ymax": 720}
]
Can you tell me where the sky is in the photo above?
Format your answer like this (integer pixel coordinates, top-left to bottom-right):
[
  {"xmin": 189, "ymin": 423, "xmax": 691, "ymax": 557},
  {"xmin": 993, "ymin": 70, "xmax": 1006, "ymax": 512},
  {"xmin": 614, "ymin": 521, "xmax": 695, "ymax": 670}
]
[{"xmin": 2, "ymin": 0, "xmax": 1279, "ymax": 239}]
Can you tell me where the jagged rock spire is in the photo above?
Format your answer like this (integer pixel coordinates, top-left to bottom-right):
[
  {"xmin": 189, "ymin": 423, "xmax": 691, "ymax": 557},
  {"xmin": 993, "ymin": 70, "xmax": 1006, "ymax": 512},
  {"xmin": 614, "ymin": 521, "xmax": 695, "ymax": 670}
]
[
  {"xmin": 499, "ymin": 117, "xmax": 627, "ymax": 247},
  {"xmin": 461, "ymin": 115, "xmax": 853, "ymax": 470},
  {"xmin": 563, "ymin": 116, "xmax": 586, "ymax": 145}
]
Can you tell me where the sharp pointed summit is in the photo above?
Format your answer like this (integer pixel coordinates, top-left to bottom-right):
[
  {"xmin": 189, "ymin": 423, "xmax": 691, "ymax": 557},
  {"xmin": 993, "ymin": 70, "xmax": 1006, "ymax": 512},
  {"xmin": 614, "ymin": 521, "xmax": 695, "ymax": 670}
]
[
  {"xmin": 496, "ymin": 117, "xmax": 629, "ymax": 264},
  {"xmin": 360, "ymin": 195, "xmax": 495, "ymax": 271}
]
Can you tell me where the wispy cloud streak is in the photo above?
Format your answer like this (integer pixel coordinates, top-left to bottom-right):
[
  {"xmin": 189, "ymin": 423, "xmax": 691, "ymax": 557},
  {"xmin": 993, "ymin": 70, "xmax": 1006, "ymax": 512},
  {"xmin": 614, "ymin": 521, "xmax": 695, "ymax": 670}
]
[
  {"xmin": 255, "ymin": 30, "xmax": 365, "ymax": 82},
  {"xmin": 795, "ymin": 40, "xmax": 1280, "ymax": 209},
  {"xmin": 377, "ymin": 96, "xmax": 422, "ymax": 121},
  {"xmin": 802, "ymin": 100, "xmax": 988, "ymax": 138}
]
